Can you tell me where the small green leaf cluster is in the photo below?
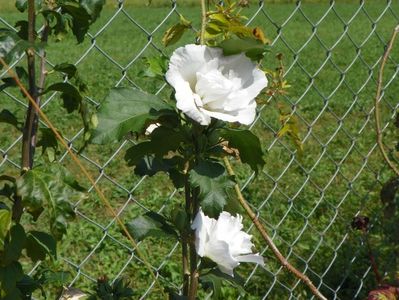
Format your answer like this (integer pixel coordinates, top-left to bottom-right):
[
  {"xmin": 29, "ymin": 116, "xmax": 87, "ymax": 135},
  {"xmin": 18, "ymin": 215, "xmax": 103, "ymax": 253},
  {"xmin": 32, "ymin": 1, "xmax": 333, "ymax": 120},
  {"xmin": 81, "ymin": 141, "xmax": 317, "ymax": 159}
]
[
  {"xmin": 87, "ymin": 277, "xmax": 134, "ymax": 300},
  {"xmin": 0, "ymin": 164, "xmax": 86, "ymax": 299}
]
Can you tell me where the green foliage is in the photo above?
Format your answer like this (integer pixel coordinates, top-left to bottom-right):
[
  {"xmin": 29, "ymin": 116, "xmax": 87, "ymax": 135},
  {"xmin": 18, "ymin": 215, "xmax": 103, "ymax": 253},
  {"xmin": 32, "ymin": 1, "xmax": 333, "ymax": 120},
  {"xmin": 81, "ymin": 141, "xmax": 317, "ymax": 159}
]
[
  {"xmin": 203, "ymin": 2, "xmax": 269, "ymax": 61},
  {"xmin": 140, "ymin": 55, "xmax": 169, "ymax": 80},
  {"xmin": 26, "ymin": 231, "xmax": 57, "ymax": 262},
  {"xmin": 162, "ymin": 14, "xmax": 191, "ymax": 47},
  {"xmin": 219, "ymin": 128, "xmax": 265, "ymax": 173},
  {"xmin": 36, "ymin": 128, "xmax": 60, "ymax": 162},
  {"xmin": 92, "ymin": 87, "xmax": 174, "ymax": 144},
  {"xmin": 219, "ymin": 37, "xmax": 269, "ymax": 61},
  {"xmin": 0, "ymin": 164, "xmax": 85, "ymax": 298},
  {"xmin": 125, "ymin": 211, "xmax": 178, "ymax": 241},
  {"xmin": 0, "ymin": 29, "xmax": 38, "ymax": 69},
  {"xmin": 190, "ymin": 160, "xmax": 235, "ymax": 218},
  {"xmin": 18, "ymin": 164, "xmax": 84, "ymax": 238},
  {"xmin": 88, "ymin": 277, "xmax": 134, "ymax": 300},
  {"xmin": 200, "ymin": 269, "xmax": 245, "ymax": 299}
]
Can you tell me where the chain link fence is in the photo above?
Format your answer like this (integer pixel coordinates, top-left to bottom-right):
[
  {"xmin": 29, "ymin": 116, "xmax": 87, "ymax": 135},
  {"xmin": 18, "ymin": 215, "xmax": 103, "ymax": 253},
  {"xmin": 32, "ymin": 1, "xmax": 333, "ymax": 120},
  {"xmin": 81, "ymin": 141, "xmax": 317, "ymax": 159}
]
[{"xmin": 1, "ymin": 0, "xmax": 399, "ymax": 299}]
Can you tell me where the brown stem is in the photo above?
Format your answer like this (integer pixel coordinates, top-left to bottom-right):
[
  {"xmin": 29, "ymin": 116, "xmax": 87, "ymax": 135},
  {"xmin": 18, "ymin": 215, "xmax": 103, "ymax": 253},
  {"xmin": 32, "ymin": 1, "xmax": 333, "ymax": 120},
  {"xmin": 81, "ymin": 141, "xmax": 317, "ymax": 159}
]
[
  {"xmin": 364, "ymin": 232, "xmax": 382, "ymax": 285},
  {"xmin": 188, "ymin": 187, "xmax": 199, "ymax": 300},
  {"xmin": 374, "ymin": 25, "xmax": 399, "ymax": 177},
  {"xmin": 21, "ymin": 0, "xmax": 38, "ymax": 171},
  {"xmin": 223, "ymin": 157, "xmax": 327, "ymax": 300},
  {"xmin": 182, "ymin": 173, "xmax": 191, "ymax": 295}
]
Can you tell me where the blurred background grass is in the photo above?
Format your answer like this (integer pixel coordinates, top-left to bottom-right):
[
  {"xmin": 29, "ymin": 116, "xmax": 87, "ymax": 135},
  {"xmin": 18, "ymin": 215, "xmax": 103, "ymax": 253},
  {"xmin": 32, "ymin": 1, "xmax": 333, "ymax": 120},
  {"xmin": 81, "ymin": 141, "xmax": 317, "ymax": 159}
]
[{"xmin": 0, "ymin": 0, "xmax": 399, "ymax": 299}]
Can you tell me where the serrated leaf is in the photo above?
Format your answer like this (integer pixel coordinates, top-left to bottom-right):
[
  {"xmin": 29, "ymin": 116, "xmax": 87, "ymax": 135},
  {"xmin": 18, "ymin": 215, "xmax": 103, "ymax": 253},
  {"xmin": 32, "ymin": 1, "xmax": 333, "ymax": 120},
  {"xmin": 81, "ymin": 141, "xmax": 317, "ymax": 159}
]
[
  {"xmin": 190, "ymin": 160, "xmax": 234, "ymax": 218},
  {"xmin": 92, "ymin": 87, "xmax": 172, "ymax": 144},
  {"xmin": 16, "ymin": 164, "xmax": 85, "ymax": 239},
  {"xmin": 26, "ymin": 231, "xmax": 57, "ymax": 262},
  {"xmin": 162, "ymin": 14, "xmax": 191, "ymax": 47},
  {"xmin": 220, "ymin": 128, "xmax": 265, "ymax": 173},
  {"xmin": 126, "ymin": 211, "xmax": 178, "ymax": 241}
]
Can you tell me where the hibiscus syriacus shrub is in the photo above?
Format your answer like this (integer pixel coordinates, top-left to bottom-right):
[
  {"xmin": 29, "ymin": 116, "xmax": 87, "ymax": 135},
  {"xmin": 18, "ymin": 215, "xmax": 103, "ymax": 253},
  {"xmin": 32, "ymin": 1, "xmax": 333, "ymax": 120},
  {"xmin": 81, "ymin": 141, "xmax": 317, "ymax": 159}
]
[{"xmin": 92, "ymin": 1, "xmax": 273, "ymax": 298}]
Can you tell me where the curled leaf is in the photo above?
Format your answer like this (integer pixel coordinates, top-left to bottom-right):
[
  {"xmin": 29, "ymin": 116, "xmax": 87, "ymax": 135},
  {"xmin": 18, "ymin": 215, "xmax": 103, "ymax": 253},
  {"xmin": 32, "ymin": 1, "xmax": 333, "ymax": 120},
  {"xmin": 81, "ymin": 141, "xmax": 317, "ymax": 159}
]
[{"xmin": 162, "ymin": 14, "xmax": 191, "ymax": 47}]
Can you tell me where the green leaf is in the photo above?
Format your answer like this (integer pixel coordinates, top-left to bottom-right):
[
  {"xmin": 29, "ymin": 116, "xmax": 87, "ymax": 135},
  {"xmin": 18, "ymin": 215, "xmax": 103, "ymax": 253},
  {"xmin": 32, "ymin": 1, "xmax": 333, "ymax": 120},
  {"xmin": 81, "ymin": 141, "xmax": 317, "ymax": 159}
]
[
  {"xmin": 92, "ymin": 87, "xmax": 172, "ymax": 144},
  {"xmin": 16, "ymin": 275, "xmax": 42, "ymax": 299},
  {"xmin": 0, "ymin": 203, "xmax": 11, "ymax": 249},
  {"xmin": 41, "ymin": 10, "xmax": 68, "ymax": 41},
  {"xmin": 41, "ymin": 270, "xmax": 70, "ymax": 286},
  {"xmin": 0, "ymin": 29, "xmax": 26, "ymax": 70},
  {"xmin": 53, "ymin": 63, "xmax": 77, "ymax": 78},
  {"xmin": 0, "ymin": 109, "xmax": 21, "ymax": 130},
  {"xmin": 141, "ymin": 55, "xmax": 169, "ymax": 79},
  {"xmin": 125, "ymin": 211, "xmax": 178, "ymax": 241},
  {"xmin": 0, "ymin": 261, "xmax": 23, "ymax": 295},
  {"xmin": 201, "ymin": 274, "xmax": 222, "ymax": 299},
  {"xmin": 26, "ymin": 231, "xmax": 57, "ymax": 262},
  {"xmin": 37, "ymin": 128, "xmax": 59, "ymax": 161},
  {"xmin": 162, "ymin": 14, "xmax": 191, "ymax": 47},
  {"xmin": 218, "ymin": 37, "xmax": 269, "ymax": 61},
  {"xmin": 125, "ymin": 126, "xmax": 184, "ymax": 168},
  {"xmin": 61, "ymin": 5, "xmax": 91, "ymax": 43},
  {"xmin": 200, "ymin": 269, "xmax": 245, "ymax": 299},
  {"xmin": 3, "ymin": 224, "xmax": 26, "ymax": 264},
  {"xmin": 80, "ymin": 0, "xmax": 105, "ymax": 22},
  {"xmin": 190, "ymin": 160, "xmax": 234, "ymax": 218},
  {"xmin": 16, "ymin": 164, "xmax": 85, "ymax": 239},
  {"xmin": 44, "ymin": 82, "xmax": 82, "ymax": 113},
  {"xmin": 277, "ymin": 106, "xmax": 303, "ymax": 155},
  {"xmin": 220, "ymin": 128, "xmax": 265, "ymax": 173},
  {"xmin": 15, "ymin": 0, "xmax": 28, "ymax": 12}
]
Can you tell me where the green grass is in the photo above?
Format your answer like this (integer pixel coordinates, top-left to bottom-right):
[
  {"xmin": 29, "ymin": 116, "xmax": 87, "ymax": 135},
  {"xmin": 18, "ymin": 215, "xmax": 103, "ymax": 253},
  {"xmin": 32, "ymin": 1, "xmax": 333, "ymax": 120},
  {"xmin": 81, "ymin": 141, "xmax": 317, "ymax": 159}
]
[{"xmin": 1, "ymin": 1, "xmax": 399, "ymax": 299}]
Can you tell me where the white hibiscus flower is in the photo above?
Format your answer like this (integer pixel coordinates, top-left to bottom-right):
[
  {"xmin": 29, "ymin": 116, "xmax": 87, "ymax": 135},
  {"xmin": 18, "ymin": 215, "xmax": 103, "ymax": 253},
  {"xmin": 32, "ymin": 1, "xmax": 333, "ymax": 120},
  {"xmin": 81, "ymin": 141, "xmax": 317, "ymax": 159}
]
[
  {"xmin": 165, "ymin": 44, "xmax": 268, "ymax": 126},
  {"xmin": 191, "ymin": 209, "xmax": 264, "ymax": 276}
]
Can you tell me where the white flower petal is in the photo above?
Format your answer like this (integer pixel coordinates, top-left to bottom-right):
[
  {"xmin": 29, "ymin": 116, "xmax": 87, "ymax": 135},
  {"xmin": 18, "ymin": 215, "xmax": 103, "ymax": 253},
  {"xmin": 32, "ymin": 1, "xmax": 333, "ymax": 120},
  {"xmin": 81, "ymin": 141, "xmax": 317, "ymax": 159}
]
[
  {"xmin": 192, "ymin": 209, "xmax": 264, "ymax": 277},
  {"xmin": 205, "ymin": 239, "xmax": 238, "ymax": 276},
  {"xmin": 166, "ymin": 44, "xmax": 267, "ymax": 126},
  {"xmin": 236, "ymin": 253, "xmax": 265, "ymax": 266}
]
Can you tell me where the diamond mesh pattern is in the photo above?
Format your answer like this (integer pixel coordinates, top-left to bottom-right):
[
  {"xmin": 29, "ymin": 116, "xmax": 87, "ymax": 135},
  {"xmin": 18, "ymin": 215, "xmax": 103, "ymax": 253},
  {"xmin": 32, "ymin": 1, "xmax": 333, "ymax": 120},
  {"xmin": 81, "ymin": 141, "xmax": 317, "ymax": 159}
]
[{"xmin": 0, "ymin": 1, "xmax": 398, "ymax": 299}]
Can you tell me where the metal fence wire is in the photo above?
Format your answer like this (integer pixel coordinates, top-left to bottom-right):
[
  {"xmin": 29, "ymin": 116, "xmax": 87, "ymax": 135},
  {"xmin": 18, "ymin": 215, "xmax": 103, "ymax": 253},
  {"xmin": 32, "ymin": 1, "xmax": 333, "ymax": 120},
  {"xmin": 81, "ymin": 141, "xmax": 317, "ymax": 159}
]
[{"xmin": 1, "ymin": 0, "xmax": 399, "ymax": 299}]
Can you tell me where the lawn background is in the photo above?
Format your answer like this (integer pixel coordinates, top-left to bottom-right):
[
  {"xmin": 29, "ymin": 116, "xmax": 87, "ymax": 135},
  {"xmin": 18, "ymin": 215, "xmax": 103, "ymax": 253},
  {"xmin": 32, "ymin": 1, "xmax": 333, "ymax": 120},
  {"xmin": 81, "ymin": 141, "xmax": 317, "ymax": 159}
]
[{"xmin": 1, "ymin": 0, "xmax": 399, "ymax": 299}]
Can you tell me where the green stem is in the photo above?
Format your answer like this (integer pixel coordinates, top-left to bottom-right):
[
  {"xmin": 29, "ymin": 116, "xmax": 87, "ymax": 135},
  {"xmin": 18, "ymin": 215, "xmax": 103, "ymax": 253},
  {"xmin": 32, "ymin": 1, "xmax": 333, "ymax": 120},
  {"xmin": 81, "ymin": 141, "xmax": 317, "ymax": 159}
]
[{"xmin": 200, "ymin": 0, "xmax": 207, "ymax": 45}]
